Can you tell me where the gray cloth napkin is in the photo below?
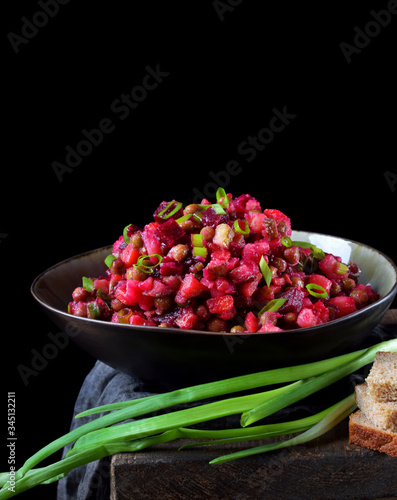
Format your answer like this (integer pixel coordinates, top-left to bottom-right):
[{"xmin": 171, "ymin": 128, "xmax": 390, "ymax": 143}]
[{"xmin": 57, "ymin": 323, "xmax": 396, "ymax": 499}]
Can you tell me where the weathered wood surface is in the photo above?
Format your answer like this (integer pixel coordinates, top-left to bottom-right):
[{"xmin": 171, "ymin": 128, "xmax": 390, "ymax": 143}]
[
  {"xmin": 110, "ymin": 311, "xmax": 397, "ymax": 500},
  {"xmin": 110, "ymin": 420, "xmax": 397, "ymax": 500}
]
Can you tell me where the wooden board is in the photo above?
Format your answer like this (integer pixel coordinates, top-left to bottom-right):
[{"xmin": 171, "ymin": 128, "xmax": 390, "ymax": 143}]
[
  {"xmin": 110, "ymin": 311, "xmax": 397, "ymax": 500},
  {"xmin": 110, "ymin": 421, "xmax": 397, "ymax": 500}
]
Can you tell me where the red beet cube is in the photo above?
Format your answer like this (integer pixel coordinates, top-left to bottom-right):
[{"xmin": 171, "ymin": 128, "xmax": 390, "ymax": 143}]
[
  {"xmin": 328, "ymin": 296, "xmax": 357, "ymax": 318},
  {"xmin": 120, "ymin": 244, "xmax": 140, "ymax": 268},
  {"xmin": 206, "ymin": 294, "xmax": 234, "ymax": 314},
  {"xmin": 174, "ymin": 273, "xmax": 208, "ymax": 304},
  {"xmin": 277, "ymin": 287, "xmax": 305, "ymax": 315},
  {"xmin": 245, "ymin": 311, "xmax": 260, "ymax": 332},
  {"xmin": 175, "ymin": 306, "xmax": 198, "ymax": 329},
  {"xmin": 154, "ymin": 218, "xmax": 185, "ymax": 247},
  {"xmin": 229, "ymin": 259, "xmax": 258, "ymax": 283},
  {"xmin": 308, "ymin": 274, "xmax": 332, "ymax": 296}
]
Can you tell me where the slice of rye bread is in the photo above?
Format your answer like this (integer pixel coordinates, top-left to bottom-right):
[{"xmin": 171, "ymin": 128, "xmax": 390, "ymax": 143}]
[
  {"xmin": 349, "ymin": 410, "xmax": 397, "ymax": 457},
  {"xmin": 366, "ymin": 351, "xmax": 397, "ymax": 402},
  {"xmin": 354, "ymin": 383, "xmax": 397, "ymax": 433}
]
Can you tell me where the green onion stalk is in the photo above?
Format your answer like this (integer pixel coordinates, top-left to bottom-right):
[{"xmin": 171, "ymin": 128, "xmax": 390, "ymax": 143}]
[{"xmin": 1, "ymin": 338, "xmax": 396, "ymax": 498}]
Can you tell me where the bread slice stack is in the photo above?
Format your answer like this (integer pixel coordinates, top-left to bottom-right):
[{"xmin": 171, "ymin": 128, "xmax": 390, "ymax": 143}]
[{"xmin": 349, "ymin": 351, "xmax": 397, "ymax": 457}]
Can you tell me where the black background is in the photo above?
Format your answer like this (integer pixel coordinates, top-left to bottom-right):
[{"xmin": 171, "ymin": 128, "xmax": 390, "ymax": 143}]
[{"xmin": 2, "ymin": 1, "xmax": 397, "ymax": 498}]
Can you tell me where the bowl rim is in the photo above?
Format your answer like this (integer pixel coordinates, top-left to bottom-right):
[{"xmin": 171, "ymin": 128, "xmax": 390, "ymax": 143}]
[{"xmin": 31, "ymin": 230, "xmax": 397, "ymax": 338}]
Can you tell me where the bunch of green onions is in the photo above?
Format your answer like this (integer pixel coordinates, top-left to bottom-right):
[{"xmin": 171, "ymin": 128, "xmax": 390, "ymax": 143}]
[{"xmin": 2, "ymin": 338, "xmax": 397, "ymax": 498}]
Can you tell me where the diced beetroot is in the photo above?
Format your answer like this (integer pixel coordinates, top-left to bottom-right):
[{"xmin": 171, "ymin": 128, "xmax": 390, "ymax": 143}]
[
  {"xmin": 328, "ymin": 296, "xmax": 357, "ymax": 318},
  {"xmin": 153, "ymin": 201, "xmax": 183, "ymax": 224},
  {"xmin": 206, "ymin": 294, "xmax": 234, "ymax": 314},
  {"xmin": 142, "ymin": 223, "xmax": 161, "ymax": 261},
  {"xmin": 70, "ymin": 190, "xmax": 379, "ymax": 330},
  {"xmin": 217, "ymin": 307, "xmax": 237, "ymax": 320},
  {"xmin": 233, "ymin": 194, "xmax": 261, "ymax": 216},
  {"xmin": 258, "ymin": 322, "xmax": 283, "ymax": 332},
  {"xmin": 129, "ymin": 314, "xmax": 146, "ymax": 325},
  {"xmin": 160, "ymin": 259, "xmax": 184, "ymax": 276},
  {"xmin": 138, "ymin": 294, "xmax": 154, "ymax": 311},
  {"xmin": 214, "ymin": 278, "xmax": 236, "ymax": 295},
  {"xmin": 68, "ymin": 301, "xmax": 87, "ymax": 317},
  {"xmin": 203, "ymin": 260, "xmax": 228, "ymax": 281},
  {"xmin": 138, "ymin": 276, "xmax": 153, "ymax": 292},
  {"xmin": 229, "ymin": 259, "xmax": 258, "ymax": 283},
  {"xmin": 244, "ymin": 311, "xmax": 260, "ymax": 332},
  {"xmin": 120, "ymin": 244, "xmax": 140, "ymax": 268},
  {"xmin": 227, "ymin": 257, "xmax": 240, "ymax": 271},
  {"xmin": 209, "ymin": 245, "xmax": 230, "ymax": 262},
  {"xmin": 115, "ymin": 280, "xmax": 142, "ymax": 306},
  {"xmin": 296, "ymin": 308, "xmax": 319, "ymax": 328},
  {"xmin": 277, "ymin": 287, "xmax": 305, "ymax": 315},
  {"xmin": 154, "ymin": 218, "xmax": 185, "ymax": 247},
  {"xmin": 175, "ymin": 306, "xmax": 198, "ymax": 329},
  {"xmin": 201, "ymin": 206, "xmax": 229, "ymax": 228},
  {"xmin": 244, "ymin": 212, "xmax": 266, "ymax": 234},
  {"xmin": 174, "ymin": 273, "xmax": 208, "ymax": 304},
  {"xmin": 242, "ymin": 240, "xmax": 270, "ymax": 264},
  {"xmin": 238, "ymin": 273, "xmax": 262, "ymax": 297},
  {"xmin": 312, "ymin": 300, "xmax": 330, "ymax": 324},
  {"xmin": 308, "ymin": 274, "xmax": 332, "ymax": 296},
  {"xmin": 112, "ymin": 235, "xmax": 126, "ymax": 256},
  {"xmin": 254, "ymin": 285, "xmax": 274, "ymax": 302},
  {"xmin": 141, "ymin": 278, "xmax": 172, "ymax": 297},
  {"xmin": 318, "ymin": 254, "xmax": 349, "ymax": 281},
  {"xmin": 93, "ymin": 278, "xmax": 110, "ymax": 295}
]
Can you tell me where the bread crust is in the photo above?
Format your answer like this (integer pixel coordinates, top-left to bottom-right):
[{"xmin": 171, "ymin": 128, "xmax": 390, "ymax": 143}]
[{"xmin": 349, "ymin": 410, "xmax": 397, "ymax": 457}]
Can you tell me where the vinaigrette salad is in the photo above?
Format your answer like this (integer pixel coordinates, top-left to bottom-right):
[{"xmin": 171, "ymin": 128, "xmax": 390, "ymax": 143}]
[{"xmin": 68, "ymin": 189, "xmax": 379, "ymax": 332}]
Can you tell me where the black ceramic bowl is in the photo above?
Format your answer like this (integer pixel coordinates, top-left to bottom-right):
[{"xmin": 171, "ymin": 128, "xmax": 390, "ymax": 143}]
[{"xmin": 31, "ymin": 231, "xmax": 397, "ymax": 390}]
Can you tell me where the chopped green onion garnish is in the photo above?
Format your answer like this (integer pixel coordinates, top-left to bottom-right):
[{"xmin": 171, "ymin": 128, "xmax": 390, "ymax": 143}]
[
  {"xmin": 117, "ymin": 308, "xmax": 133, "ymax": 324},
  {"xmin": 157, "ymin": 200, "xmax": 183, "ymax": 220},
  {"xmin": 104, "ymin": 254, "xmax": 117, "ymax": 268},
  {"xmin": 191, "ymin": 234, "xmax": 204, "ymax": 247},
  {"xmin": 216, "ymin": 187, "xmax": 229, "ymax": 209},
  {"xmin": 337, "ymin": 263, "xmax": 349, "ymax": 275},
  {"xmin": 176, "ymin": 214, "xmax": 192, "ymax": 225},
  {"xmin": 212, "ymin": 204, "xmax": 227, "ymax": 215},
  {"xmin": 259, "ymin": 256, "xmax": 272, "ymax": 288},
  {"xmin": 87, "ymin": 302, "xmax": 101, "ymax": 319},
  {"xmin": 197, "ymin": 203, "xmax": 226, "ymax": 215},
  {"xmin": 133, "ymin": 254, "xmax": 163, "ymax": 273},
  {"xmin": 234, "ymin": 219, "xmax": 250, "ymax": 235},
  {"xmin": 123, "ymin": 224, "xmax": 132, "ymax": 244},
  {"xmin": 306, "ymin": 283, "xmax": 328, "ymax": 299},
  {"xmin": 290, "ymin": 241, "xmax": 325, "ymax": 260},
  {"xmin": 193, "ymin": 247, "xmax": 208, "ymax": 259},
  {"xmin": 257, "ymin": 298, "xmax": 287, "ymax": 316},
  {"xmin": 82, "ymin": 277, "xmax": 93, "ymax": 292},
  {"xmin": 281, "ymin": 236, "xmax": 292, "ymax": 247},
  {"xmin": 311, "ymin": 246, "xmax": 325, "ymax": 260}
]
